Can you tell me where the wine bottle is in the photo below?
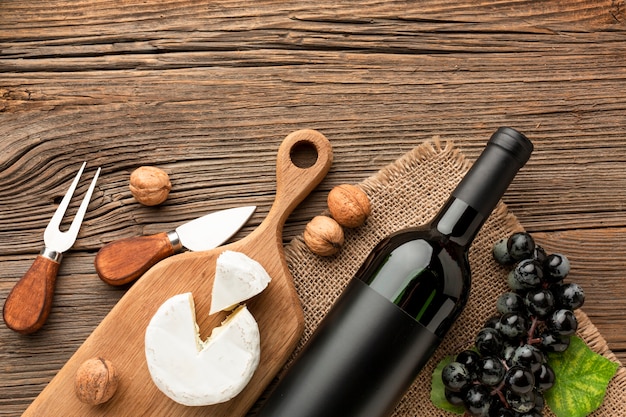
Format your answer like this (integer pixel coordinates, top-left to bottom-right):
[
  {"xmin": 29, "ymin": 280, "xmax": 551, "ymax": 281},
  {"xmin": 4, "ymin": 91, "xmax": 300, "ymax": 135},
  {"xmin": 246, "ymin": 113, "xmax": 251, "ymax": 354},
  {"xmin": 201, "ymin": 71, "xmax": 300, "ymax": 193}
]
[{"xmin": 256, "ymin": 127, "xmax": 534, "ymax": 417}]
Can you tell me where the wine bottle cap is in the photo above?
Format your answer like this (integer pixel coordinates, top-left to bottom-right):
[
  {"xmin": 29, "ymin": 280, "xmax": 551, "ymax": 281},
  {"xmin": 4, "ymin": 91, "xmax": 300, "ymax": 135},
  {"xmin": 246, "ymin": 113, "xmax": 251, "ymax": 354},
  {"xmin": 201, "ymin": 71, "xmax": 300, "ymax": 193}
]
[{"xmin": 489, "ymin": 127, "xmax": 534, "ymax": 165}]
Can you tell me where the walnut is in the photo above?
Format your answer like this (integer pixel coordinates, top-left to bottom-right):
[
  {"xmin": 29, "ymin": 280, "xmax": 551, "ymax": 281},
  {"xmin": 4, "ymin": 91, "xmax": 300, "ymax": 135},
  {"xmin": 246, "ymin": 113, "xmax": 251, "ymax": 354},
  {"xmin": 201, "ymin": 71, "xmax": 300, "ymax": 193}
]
[
  {"xmin": 327, "ymin": 184, "xmax": 371, "ymax": 228},
  {"xmin": 74, "ymin": 357, "xmax": 119, "ymax": 405},
  {"xmin": 129, "ymin": 166, "xmax": 171, "ymax": 206},
  {"xmin": 303, "ymin": 216, "xmax": 344, "ymax": 256}
]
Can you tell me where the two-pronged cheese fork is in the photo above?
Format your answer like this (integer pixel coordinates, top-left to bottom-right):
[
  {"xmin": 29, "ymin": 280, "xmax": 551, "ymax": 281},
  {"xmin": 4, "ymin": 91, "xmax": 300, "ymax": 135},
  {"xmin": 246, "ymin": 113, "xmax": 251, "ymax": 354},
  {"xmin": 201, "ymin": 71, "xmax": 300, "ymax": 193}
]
[{"xmin": 3, "ymin": 162, "xmax": 101, "ymax": 334}]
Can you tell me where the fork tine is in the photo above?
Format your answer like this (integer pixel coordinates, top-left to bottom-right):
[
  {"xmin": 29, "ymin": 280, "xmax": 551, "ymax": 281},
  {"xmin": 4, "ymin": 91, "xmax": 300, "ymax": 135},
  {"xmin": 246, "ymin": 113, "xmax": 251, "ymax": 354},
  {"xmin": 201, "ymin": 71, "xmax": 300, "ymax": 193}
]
[
  {"xmin": 46, "ymin": 162, "xmax": 86, "ymax": 231},
  {"xmin": 43, "ymin": 163, "xmax": 101, "ymax": 253},
  {"xmin": 67, "ymin": 166, "xmax": 101, "ymax": 239},
  {"xmin": 44, "ymin": 162, "xmax": 87, "ymax": 236}
]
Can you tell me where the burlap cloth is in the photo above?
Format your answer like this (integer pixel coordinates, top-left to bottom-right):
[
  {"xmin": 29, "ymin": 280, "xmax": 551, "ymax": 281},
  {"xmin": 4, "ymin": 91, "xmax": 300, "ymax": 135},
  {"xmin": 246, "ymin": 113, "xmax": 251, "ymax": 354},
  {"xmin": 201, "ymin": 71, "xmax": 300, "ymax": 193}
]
[{"xmin": 282, "ymin": 139, "xmax": 626, "ymax": 416}]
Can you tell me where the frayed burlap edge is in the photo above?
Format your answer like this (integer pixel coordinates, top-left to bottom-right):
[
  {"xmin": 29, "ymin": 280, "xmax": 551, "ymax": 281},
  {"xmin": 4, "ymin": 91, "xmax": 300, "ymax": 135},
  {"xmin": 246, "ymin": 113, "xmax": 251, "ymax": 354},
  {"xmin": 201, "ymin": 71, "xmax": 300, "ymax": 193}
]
[{"xmin": 282, "ymin": 139, "xmax": 625, "ymax": 416}]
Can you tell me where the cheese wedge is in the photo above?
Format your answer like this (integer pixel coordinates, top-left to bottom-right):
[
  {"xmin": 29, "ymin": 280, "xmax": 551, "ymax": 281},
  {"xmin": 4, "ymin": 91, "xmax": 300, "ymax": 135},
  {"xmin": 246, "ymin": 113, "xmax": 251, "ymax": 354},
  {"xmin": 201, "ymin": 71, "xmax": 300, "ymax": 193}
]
[
  {"xmin": 209, "ymin": 250, "xmax": 271, "ymax": 314},
  {"xmin": 145, "ymin": 293, "xmax": 260, "ymax": 406}
]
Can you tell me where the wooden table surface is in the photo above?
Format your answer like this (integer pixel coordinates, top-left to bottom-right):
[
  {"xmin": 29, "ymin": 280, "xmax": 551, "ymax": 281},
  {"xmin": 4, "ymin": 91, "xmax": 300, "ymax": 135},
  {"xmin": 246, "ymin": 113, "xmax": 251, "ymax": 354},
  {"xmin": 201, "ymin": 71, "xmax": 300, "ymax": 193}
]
[{"xmin": 1, "ymin": 1, "xmax": 625, "ymax": 415}]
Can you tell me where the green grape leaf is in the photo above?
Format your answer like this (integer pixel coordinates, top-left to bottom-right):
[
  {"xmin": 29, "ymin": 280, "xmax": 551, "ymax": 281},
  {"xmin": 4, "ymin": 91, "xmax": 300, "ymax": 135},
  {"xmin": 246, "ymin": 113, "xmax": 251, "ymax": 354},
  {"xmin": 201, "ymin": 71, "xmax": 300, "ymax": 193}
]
[
  {"xmin": 430, "ymin": 355, "xmax": 465, "ymax": 415},
  {"xmin": 545, "ymin": 335, "xmax": 619, "ymax": 417}
]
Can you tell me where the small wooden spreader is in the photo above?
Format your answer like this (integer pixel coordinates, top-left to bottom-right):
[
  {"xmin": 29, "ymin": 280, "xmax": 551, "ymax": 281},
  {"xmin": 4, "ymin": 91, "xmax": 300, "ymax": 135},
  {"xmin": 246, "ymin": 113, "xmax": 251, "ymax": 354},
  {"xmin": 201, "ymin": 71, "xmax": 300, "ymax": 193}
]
[{"xmin": 23, "ymin": 129, "xmax": 333, "ymax": 417}]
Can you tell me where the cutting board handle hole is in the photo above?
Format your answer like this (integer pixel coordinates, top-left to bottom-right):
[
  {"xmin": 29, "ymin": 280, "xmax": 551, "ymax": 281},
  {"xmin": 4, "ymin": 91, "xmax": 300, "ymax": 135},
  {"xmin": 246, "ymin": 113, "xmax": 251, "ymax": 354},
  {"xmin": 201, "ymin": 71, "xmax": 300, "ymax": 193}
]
[{"xmin": 289, "ymin": 140, "xmax": 319, "ymax": 169}]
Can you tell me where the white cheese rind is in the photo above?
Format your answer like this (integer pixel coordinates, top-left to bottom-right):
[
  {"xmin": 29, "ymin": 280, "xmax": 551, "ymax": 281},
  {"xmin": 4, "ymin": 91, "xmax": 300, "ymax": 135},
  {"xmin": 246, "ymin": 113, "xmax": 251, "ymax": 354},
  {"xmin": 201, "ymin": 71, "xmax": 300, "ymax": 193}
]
[
  {"xmin": 145, "ymin": 293, "xmax": 261, "ymax": 406},
  {"xmin": 209, "ymin": 250, "xmax": 272, "ymax": 315}
]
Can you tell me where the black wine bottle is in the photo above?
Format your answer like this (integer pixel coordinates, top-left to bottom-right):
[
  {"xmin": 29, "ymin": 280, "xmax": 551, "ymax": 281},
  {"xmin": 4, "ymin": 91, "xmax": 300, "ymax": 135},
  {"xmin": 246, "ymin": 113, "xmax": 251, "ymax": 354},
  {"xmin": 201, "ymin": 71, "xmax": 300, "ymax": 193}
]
[{"xmin": 256, "ymin": 127, "xmax": 533, "ymax": 417}]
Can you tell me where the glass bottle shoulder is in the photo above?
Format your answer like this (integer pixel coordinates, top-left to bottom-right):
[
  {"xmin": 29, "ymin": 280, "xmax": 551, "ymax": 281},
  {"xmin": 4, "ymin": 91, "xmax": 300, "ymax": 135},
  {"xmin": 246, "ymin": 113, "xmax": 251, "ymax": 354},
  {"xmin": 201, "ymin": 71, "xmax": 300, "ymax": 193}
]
[{"xmin": 355, "ymin": 225, "xmax": 471, "ymax": 337}]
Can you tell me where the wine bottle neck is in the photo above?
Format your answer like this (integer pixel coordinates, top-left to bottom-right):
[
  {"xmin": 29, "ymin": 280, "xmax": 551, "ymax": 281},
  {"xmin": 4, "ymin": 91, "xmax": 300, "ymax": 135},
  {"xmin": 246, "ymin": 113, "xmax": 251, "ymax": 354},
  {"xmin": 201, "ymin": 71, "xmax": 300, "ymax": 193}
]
[
  {"xmin": 433, "ymin": 197, "xmax": 485, "ymax": 247},
  {"xmin": 433, "ymin": 127, "xmax": 533, "ymax": 247}
]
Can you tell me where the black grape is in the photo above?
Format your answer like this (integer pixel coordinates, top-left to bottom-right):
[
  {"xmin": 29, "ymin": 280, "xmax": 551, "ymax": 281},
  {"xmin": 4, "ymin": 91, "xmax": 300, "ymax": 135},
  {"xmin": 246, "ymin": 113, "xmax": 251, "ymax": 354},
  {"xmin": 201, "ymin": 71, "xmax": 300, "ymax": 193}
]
[
  {"xmin": 546, "ymin": 309, "xmax": 578, "ymax": 336},
  {"xmin": 553, "ymin": 282, "xmax": 585, "ymax": 310}
]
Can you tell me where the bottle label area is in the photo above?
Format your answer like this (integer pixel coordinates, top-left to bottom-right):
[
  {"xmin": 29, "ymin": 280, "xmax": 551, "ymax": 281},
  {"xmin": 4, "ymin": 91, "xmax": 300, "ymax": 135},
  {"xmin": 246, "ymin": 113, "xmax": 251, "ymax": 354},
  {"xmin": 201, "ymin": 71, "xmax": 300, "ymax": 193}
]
[{"xmin": 256, "ymin": 279, "xmax": 442, "ymax": 417}]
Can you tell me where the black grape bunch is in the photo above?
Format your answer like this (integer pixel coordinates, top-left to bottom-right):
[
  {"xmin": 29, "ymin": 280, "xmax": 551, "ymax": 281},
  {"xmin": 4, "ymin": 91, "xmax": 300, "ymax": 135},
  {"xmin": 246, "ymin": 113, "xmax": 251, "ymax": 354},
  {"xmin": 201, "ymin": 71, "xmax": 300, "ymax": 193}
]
[{"xmin": 441, "ymin": 232, "xmax": 585, "ymax": 417}]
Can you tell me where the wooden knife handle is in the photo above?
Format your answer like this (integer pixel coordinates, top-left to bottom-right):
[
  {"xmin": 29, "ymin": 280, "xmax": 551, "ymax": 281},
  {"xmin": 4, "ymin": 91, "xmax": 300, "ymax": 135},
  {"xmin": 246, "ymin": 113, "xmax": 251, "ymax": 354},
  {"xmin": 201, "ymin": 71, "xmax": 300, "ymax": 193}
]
[
  {"xmin": 3, "ymin": 255, "xmax": 60, "ymax": 334},
  {"xmin": 95, "ymin": 232, "xmax": 177, "ymax": 286}
]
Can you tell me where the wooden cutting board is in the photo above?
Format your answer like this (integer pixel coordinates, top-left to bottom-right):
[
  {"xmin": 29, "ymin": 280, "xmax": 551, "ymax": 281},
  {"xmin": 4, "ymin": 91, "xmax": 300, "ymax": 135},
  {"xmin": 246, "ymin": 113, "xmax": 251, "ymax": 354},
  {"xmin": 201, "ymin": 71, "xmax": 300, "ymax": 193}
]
[{"xmin": 23, "ymin": 129, "xmax": 333, "ymax": 417}]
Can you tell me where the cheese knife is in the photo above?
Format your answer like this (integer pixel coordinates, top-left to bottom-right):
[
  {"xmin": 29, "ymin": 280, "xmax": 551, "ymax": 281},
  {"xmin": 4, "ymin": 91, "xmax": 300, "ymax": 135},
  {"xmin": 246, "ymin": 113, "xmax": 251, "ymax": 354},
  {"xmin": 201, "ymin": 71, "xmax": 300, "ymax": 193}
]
[{"xmin": 94, "ymin": 205, "xmax": 256, "ymax": 286}]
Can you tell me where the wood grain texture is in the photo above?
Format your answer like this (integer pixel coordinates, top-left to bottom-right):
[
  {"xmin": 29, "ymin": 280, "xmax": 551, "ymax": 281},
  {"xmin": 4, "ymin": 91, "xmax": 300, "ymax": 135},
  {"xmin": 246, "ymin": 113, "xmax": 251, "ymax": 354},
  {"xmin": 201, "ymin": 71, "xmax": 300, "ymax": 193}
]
[{"xmin": 1, "ymin": 0, "xmax": 626, "ymax": 416}]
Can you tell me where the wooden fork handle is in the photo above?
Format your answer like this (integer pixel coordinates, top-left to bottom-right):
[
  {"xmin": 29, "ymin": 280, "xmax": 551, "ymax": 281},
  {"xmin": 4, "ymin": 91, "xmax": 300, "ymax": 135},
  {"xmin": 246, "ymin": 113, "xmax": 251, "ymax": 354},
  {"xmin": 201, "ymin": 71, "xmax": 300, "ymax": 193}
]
[
  {"xmin": 3, "ymin": 255, "xmax": 60, "ymax": 334},
  {"xmin": 94, "ymin": 232, "xmax": 179, "ymax": 286}
]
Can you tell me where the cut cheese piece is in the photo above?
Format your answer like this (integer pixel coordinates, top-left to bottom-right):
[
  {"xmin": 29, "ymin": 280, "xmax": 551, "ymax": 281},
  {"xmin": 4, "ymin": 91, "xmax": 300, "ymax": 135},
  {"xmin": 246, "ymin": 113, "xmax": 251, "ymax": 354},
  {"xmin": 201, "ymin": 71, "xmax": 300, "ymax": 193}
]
[
  {"xmin": 145, "ymin": 293, "xmax": 261, "ymax": 406},
  {"xmin": 209, "ymin": 250, "xmax": 271, "ymax": 315}
]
